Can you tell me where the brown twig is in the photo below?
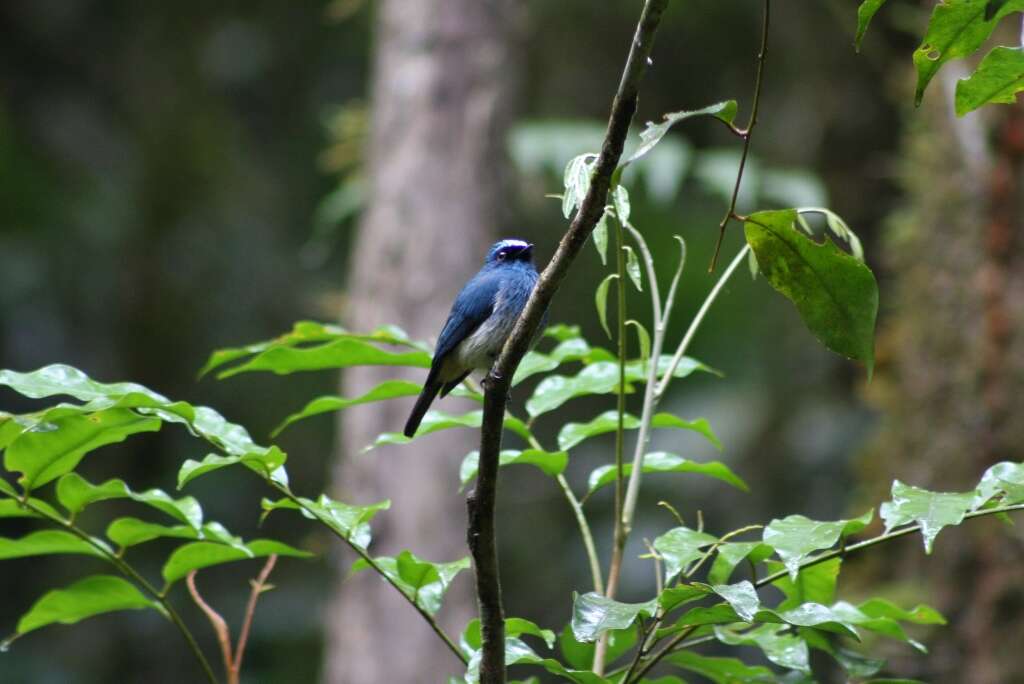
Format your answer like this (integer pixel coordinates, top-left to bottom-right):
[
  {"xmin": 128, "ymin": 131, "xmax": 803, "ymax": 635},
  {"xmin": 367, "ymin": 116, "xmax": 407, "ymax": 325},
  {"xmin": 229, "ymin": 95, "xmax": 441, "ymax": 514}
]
[
  {"xmin": 709, "ymin": 0, "xmax": 771, "ymax": 271},
  {"xmin": 471, "ymin": 1, "xmax": 670, "ymax": 681},
  {"xmin": 186, "ymin": 555, "xmax": 279, "ymax": 684},
  {"xmin": 187, "ymin": 571, "xmax": 234, "ymax": 682}
]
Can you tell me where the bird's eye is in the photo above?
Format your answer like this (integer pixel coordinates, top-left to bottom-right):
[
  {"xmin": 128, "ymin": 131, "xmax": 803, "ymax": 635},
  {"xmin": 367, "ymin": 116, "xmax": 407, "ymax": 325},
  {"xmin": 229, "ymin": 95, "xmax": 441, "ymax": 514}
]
[{"xmin": 497, "ymin": 250, "xmax": 507, "ymax": 260}]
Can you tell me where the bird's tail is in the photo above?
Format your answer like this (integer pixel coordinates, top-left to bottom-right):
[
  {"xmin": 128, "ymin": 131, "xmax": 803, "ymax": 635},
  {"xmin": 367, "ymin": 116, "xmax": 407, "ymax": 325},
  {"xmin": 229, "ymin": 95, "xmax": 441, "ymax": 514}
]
[{"xmin": 404, "ymin": 380, "xmax": 442, "ymax": 438}]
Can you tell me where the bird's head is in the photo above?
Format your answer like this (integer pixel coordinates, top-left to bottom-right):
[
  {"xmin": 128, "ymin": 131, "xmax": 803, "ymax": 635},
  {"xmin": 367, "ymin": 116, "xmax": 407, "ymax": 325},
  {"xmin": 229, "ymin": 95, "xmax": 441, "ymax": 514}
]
[{"xmin": 485, "ymin": 239, "xmax": 534, "ymax": 266}]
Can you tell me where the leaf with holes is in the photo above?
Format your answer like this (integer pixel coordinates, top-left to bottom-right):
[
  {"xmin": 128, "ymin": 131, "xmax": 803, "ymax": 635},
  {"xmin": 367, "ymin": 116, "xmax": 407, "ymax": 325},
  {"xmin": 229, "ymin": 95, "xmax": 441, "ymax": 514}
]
[
  {"xmin": 955, "ymin": 46, "xmax": 1024, "ymax": 115},
  {"xmin": 880, "ymin": 480, "xmax": 975, "ymax": 553},
  {"xmin": 744, "ymin": 209, "xmax": 878, "ymax": 375}
]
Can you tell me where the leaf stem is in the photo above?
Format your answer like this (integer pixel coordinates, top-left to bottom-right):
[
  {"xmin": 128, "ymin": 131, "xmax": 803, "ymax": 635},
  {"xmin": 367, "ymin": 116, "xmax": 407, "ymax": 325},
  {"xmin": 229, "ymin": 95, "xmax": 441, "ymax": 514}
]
[
  {"xmin": 709, "ymin": 0, "xmax": 771, "ymax": 271},
  {"xmin": 264, "ymin": 481, "xmax": 467, "ymax": 665},
  {"xmin": 3, "ymin": 492, "xmax": 219, "ymax": 684}
]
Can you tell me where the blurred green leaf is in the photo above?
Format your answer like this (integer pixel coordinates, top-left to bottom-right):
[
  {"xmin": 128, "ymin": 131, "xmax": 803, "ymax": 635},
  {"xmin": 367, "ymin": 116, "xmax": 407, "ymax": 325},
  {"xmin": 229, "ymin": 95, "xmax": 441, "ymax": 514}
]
[
  {"xmin": 563, "ymin": 153, "xmax": 597, "ymax": 219},
  {"xmin": 856, "ymin": 0, "xmax": 889, "ymax": 50},
  {"xmin": 57, "ymin": 473, "xmax": 203, "ymax": 529},
  {"xmin": 272, "ymin": 380, "xmax": 422, "ymax": 436},
  {"xmin": 653, "ymin": 526, "xmax": 718, "ymax": 583},
  {"xmin": 514, "ymin": 351, "xmax": 561, "ymax": 386},
  {"xmin": 217, "ymin": 338, "xmax": 430, "ymax": 379},
  {"xmin": 595, "ymin": 274, "xmax": 618, "ymax": 339},
  {"xmin": 587, "ymin": 452, "xmax": 747, "ymax": 496},
  {"xmin": 763, "ymin": 510, "xmax": 872, "ymax": 580},
  {"xmin": 459, "ymin": 449, "xmax": 568, "ymax": 490},
  {"xmin": 0, "ymin": 530, "xmax": 106, "ymax": 560},
  {"xmin": 0, "ymin": 497, "xmax": 61, "ymax": 520},
  {"xmin": 612, "ymin": 184, "xmax": 630, "ymax": 223},
  {"xmin": 772, "ymin": 557, "xmax": 842, "ymax": 610},
  {"xmin": 364, "ymin": 410, "xmax": 531, "ymax": 449},
  {"xmin": 626, "ymin": 320, "xmax": 651, "ymax": 368},
  {"xmin": 351, "ymin": 551, "xmax": 469, "ymax": 616},
  {"xmin": 829, "ymin": 600, "xmax": 939, "ymax": 652},
  {"xmin": 744, "ymin": 209, "xmax": 878, "ymax": 375},
  {"xmin": 623, "ymin": 245, "xmax": 642, "ymax": 291},
  {"xmin": 106, "ymin": 518, "xmax": 199, "ymax": 548},
  {"xmin": 162, "ymin": 539, "xmax": 311, "ymax": 586},
  {"xmin": 4, "ymin": 410, "xmax": 160, "ymax": 491},
  {"xmin": 570, "ymin": 592, "xmax": 657, "ymax": 642},
  {"xmin": 708, "ymin": 542, "xmax": 773, "ymax": 585},
  {"xmin": 7, "ymin": 576, "xmax": 162, "ymax": 644},
  {"xmin": 912, "ymin": 0, "xmax": 1024, "ymax": 106},
  {"xmin": 624, "ymin": 101, "xmax": 737, "ymax": 167},
  {"xmin": 527, "ymin": 363, "xmax": 626, "ymax": 418},
  {"xmin": 593, "ymin": 211, "xmax": 609, "ymax": 265},
  {"xmin": 665, "ymin": 651, "xmax": 774, "ymax": 684},
  {"xmin": 711, "ymin": 580, "xmax": 761, "ymax": 621},
  {"xmin": 714, "ymin": 624, "xmax": 809, "ymax": 672},
  {"xmin": 974, "ymin": 461, "xmax": 1024, "ymax": 506},
  {"xmin": 462, "ymin": 617, "xmax": 555, "ymax": 654},
  {"xmin": 558, "ymin": 623, "xmax": 637, "ymax": 670},
  {"xmin": 558, "ymin": 410, "xmax": 719, "ymax": 451},
  {"xmin": 956, "ymin": 46, "xmax": 1024, "ymax": 115},
  {"xmin": 261, "ymin": 494, "xmax": 388, "ymax": 550},
  {"xmin": 880, "ymin": 480, "xmax": 975, "ymax": 553}
]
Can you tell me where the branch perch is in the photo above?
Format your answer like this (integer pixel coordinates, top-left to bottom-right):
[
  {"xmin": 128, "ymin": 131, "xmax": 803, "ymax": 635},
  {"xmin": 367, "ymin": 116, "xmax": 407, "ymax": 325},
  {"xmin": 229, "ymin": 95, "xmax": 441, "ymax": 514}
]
[{"xmin": 470, "ymin": 1, "xmax": 671, "ymax": 681}]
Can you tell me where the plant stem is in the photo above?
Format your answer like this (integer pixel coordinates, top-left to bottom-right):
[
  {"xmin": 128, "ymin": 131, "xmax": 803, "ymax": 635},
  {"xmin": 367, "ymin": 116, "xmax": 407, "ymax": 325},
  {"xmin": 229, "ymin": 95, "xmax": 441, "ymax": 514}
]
[
  {"xmin": 474, "ymin": 1, "xmax": 669, "ymax": 680},
  {"xmin": 4, "ymin": 493, "xmax": 219, "ymax": 684},
  {"xmin": 626, "ymin": 502, "xmax": 1024, "ymax": 682},
  {"xmin": 709, "ymin": 0, "xmax": 771, "ymax": 271},
  {"xmin": 265, "ymin": 481, "xmax": 467, "ymax": 665}
]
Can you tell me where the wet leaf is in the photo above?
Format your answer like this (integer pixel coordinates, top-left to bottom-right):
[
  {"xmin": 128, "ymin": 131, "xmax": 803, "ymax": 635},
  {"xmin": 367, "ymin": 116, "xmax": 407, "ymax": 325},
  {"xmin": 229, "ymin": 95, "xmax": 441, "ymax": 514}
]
[{"xmin": 880, "ymin": 480, "xmax": 974, "ymax": 553}]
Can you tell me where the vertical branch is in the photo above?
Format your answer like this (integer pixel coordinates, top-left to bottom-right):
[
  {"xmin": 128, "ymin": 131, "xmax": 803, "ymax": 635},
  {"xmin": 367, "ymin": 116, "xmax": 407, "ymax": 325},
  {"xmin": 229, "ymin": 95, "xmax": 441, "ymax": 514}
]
[
  {"xmin": 187, "ymin": 572, "xmax": 235, "ymax": 684},
  {"xmin": 709, "ymin": 0, "xmax": 772, "ymax": 271},
  {"xmin": 472, "ymin": 1, "xmax": 670, "ymax": 681},
  {"xmin": 232, "ymin": 554, "xmax": 278, "ymax": 679}
]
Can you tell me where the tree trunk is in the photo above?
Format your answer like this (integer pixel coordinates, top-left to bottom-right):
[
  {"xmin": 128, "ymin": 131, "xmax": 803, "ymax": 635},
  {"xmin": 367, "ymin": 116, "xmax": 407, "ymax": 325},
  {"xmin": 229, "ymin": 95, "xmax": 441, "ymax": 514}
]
[
  {"xmin": 863, "ymin": 69, "xmax": 1024, "ymax": 683},
  {"xmin": 322, "ymin": 1, "xmax": 521, "ymax": 681}
]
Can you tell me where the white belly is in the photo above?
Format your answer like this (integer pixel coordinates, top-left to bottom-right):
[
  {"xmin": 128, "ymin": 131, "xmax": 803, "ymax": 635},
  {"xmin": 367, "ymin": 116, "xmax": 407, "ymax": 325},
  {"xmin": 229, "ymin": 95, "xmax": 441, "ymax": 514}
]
[{"xmin": 450, "ymin": 308, "xmax": 517, "ymax": 371}]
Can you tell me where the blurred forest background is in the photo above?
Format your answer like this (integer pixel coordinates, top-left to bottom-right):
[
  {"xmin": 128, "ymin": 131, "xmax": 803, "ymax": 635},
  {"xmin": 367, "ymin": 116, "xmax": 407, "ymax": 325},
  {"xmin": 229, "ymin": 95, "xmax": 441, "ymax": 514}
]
[{"xmin": 1, "ymin": 0, "xmax": 1022, "ymax": 682}]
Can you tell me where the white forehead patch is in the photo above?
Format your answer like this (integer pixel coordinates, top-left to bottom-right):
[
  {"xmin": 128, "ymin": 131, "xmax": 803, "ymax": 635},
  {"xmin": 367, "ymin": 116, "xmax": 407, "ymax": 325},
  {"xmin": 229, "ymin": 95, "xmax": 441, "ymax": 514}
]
[{"xmin": 498, "ymin": 239, "xmax": 529, "ymax": 250}]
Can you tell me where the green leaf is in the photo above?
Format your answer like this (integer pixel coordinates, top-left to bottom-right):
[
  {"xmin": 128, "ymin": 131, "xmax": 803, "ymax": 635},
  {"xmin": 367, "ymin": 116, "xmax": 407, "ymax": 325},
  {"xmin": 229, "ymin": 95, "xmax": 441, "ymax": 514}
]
[
  {"xmin": 623, "ymin": 245, "xmax": 643, "ymax": 291},
  {"xmin": 162, "ymin": 539, "xmax": 311, "ymax": 586},
  {"xmin": 763, "ymin": 510, "xmax": 872, "ymax": 580},
  {"xmin": 626, "ymin": 321, "xmax": 651, "ymax": 368},
  {"xmin": 513, "ymin": 351, "xmax": 561, "ymax": 386},
  {"xmin": 4, "ymin": 409, "xmax": 160, "ymax": 491},
  {"xmin": 544, "ymin": 324, "xmax": 582, "ymax": 342},
  {"xmin": 912, "ymin": 0, "xmax": 1024, "ymax": 106},
  {"xmin": 595, "ymin": 274, "xmax": 618, "ymax": 339},
  {"xmin": 7, "ymin": 575, "xmax": 162, "ymax": 644},
  {"xmin": 563, "ymin": 153, "xmax": 597, "ymax": 219},
  {"xmin": 625, "ymin": 102, "xmax": 738, "ymax": 166},
  {"xmin": 772, "ymin": 557, "xmax": 842, "ymax": 610},
  {"xmin": 653, "ymin": 526, "xmax": 718, "ymax": 583},
  {"xmin": 657, "ymin": 584, "xmax": 713, "ymax": 613},
  {"xmin": 570, "ymin": 592, "xmax": 657, "ymax": 642},
  {"xmin": 0, "ymin": 497, "xmax": 61, "ymax": 520},
  {"xmin": 261, "ymin": 494, "xmax": 389, "ymax": 550},
  {"xmin": 626, "ymin": 355, "xmax": 720, "ymax": 383},
  {"xmin": 612, "ymin": 184, "xmax": 631, "ymax": 223},
  {"xmin": 56, "ymin": 473, "xmax": 203, "ymax": 529},
  {"xmin": 744, "ymin": 209, "xmax": 878, "ymax": 375},
  {"xmin": 217, "ymin": 338, "xmax": 431, "ymax": 378},
  {"xmin": 956, "ymin": 46, "xmax": 1024, "ymax": 115},
  {"xmin": 351, "ymin": 551, "xmax": 469, "ymax": 615},
  {"xmin": 593, "ymin": 211, "xmax": 609, "ymax": 265},
  {"xmin": 711, "ymin": 580, "xmax": 761, "ymax": 621},
  {"xmin": 364, "ymin": 410, "xmax": 531, "ymax": 448},
  {"xmin": 106, "ymin": 518, "xmax": 200, "ymax": 547},
  {"xmin": 665, "ymin": 651, "xmax": 775, "ymax": 684},
  {"xmin": 829, "ymin": 601, "xmax": 936, "ymax": 652},
  {"xmin": 708, "ymin": 542, "xmax": 773, "ymax": 585},
  {"xmin": 177, "ymin": 452, "xmax": 285, "ymax": 490},
  {"xmin": 714, "ymin": 624, "xmax": 810, "ymax": 673},
  {"xmin": 880, "ymin": 480, "xmax": 975, "ymax": 553},
  {"xmin": 855, "ymin": 0, "xmax": 889, "ymax": 50},
  {"xmin": 527, "ymin": 363, "xmax": 626, "ymax": 418},
  {"xmin": 0, "ymin": 530, "xmax": 106, "ymax": 560},
  {"xmin": 975, "ymin": 461, "xmax": 1024, "ymax": 506},
  {"xmin": 858, "ymin": 598, "xmax": 946, "ymax": 625},
  {"xmin": 272, "ymin": 380, "xmax": 422, "ymax": 437},
  {"xmin": 462, "ymin": 617, "xmax": 555, "ymax": 653},
  {"xmin": 558, "ymin": 624, "xmax": 637, "ymax": 670},
  {"xmin": 587, "ymin": 452, "xmax": 747, "ymax": 496},
  {"xmin": 459, "ymin": 449, "xmax": 568, "ymax": 490},
  {"xmin": 558, "ymin": 410, "xmax": 720, "ymax": 451}
]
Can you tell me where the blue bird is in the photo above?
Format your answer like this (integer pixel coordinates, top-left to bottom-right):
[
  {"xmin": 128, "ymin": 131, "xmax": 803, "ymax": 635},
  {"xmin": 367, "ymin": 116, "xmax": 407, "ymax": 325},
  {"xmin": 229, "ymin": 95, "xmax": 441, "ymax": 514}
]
[{"xmin": 404, "ymin": 239, "xmax": 541, "ymax": 438}]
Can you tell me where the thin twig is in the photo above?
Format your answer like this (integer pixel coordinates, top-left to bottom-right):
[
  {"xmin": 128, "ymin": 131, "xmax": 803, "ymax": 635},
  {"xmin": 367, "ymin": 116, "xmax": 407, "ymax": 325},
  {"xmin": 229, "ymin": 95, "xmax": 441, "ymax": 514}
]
[
  {"xmin": 0, "ymin": 492, "xmax": 220, "ymax": 684},
  {"xmin": 474, "ymin": 1, "xmax": 670, "ymax": 681},
  {"xmin": 187, "ymin": 572, "xmax": 234, "ymax": 681},
  {"xmin": 265, "ymin": 481, "xmax": 467, "ymax": 665},
  {"xmin": 233, "ymin": 554, "xmax": 277, "ymax": 678},
  {"xmin": 709, "ymin": 0, "xmax": 771, "ymax": 271},
  {"xmin": 626, "ymin": 502, "xmax": 1024, "ymax": 682}
]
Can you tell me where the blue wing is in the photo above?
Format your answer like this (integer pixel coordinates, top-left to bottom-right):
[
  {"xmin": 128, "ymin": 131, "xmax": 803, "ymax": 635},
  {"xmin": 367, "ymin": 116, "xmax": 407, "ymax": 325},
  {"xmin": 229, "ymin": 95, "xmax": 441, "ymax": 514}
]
[{"xmin": 433, "ymin": 269, "xmax": 502, "ymax": 362}]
